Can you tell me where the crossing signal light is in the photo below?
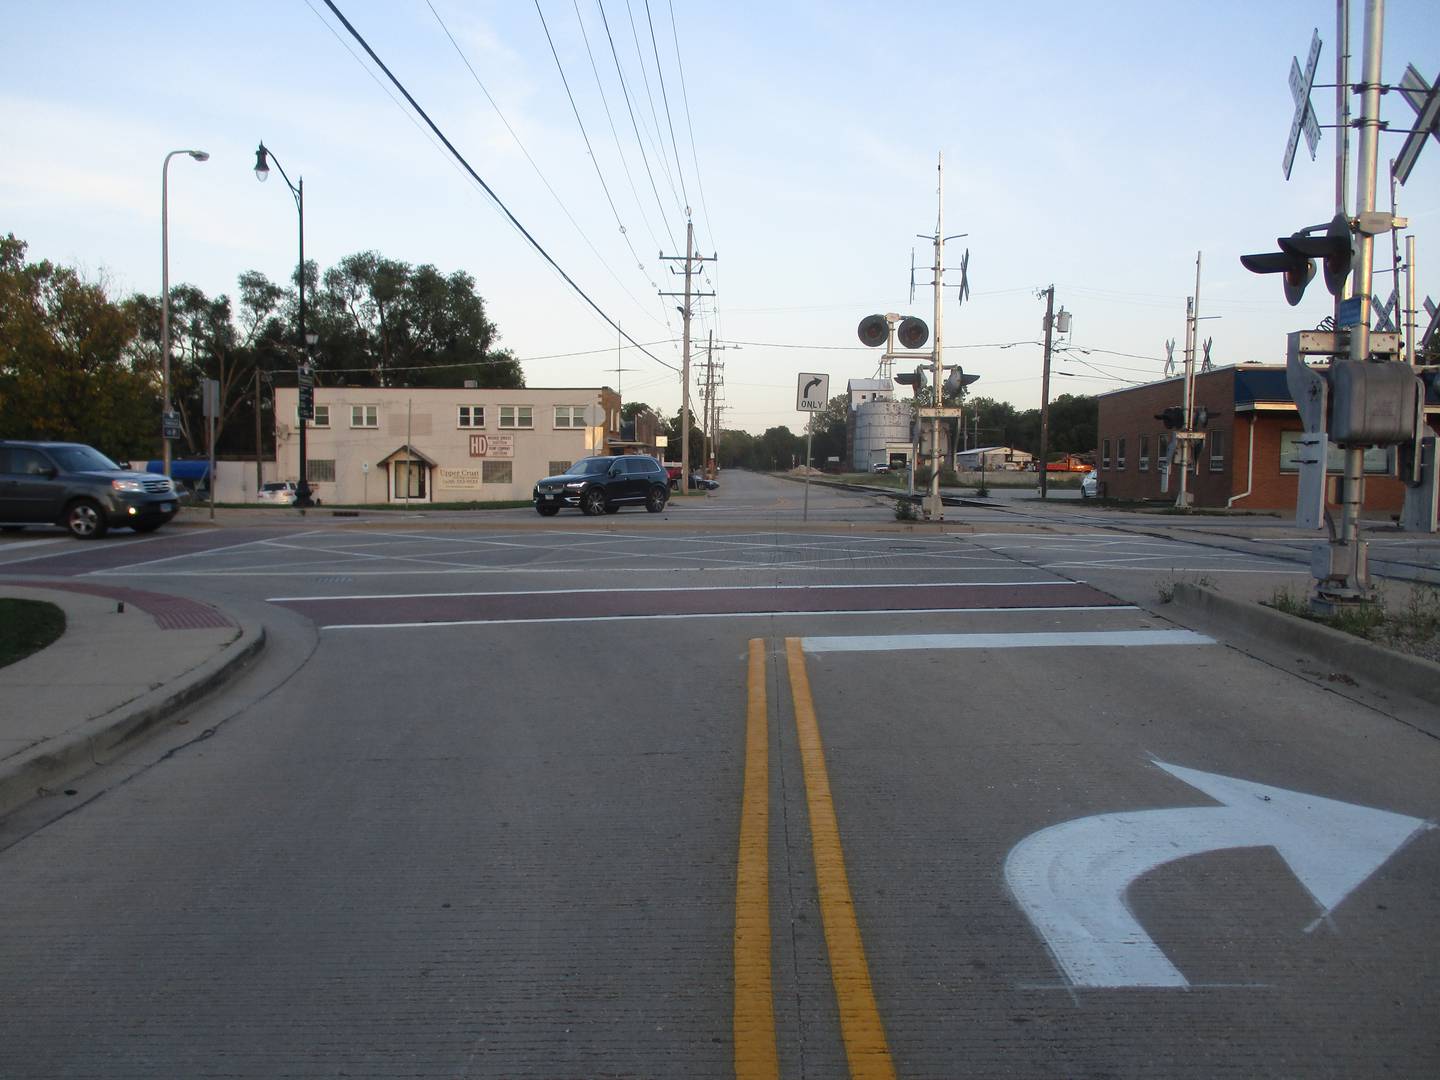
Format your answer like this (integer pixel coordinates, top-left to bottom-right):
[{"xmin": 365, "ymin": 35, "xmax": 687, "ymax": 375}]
[
  {"xmin": 897, "ymin": 316, "xmax": 929, "ymax": 350},
  {"xmin": 1155, "ymin": 406, "xmax": 1184, "ymax": 430},
  {"xmin": 1240, "ymin": 237, "xmax": 1316, "ymax": 306},
  {"xmin": 1240, "ymin": 214, "xmax": 1355, "ymax": 305},
  {"xmin": 857, "ymin": 314, "xmax": 888, "ymax": 348},
  {"xmin": 894, "ymin": 365, "xmax": 927, "ymax": 388},
  {"xmin": 944, "ymin": 367, "xmax": 980, "ymax": 395}
]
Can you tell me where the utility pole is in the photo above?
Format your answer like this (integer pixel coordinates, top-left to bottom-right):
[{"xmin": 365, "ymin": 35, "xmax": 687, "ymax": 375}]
[
  {"xmin": 659, "ymin": 219, "xmax": 715, "ymax": 493},
  {"xmin": 1175, "ymin": 253, "xmax": 1203, "ymax": 509},
  {"xmin": 1038, "ymin": 285, "xmax": 1055, "ymax": 500}
]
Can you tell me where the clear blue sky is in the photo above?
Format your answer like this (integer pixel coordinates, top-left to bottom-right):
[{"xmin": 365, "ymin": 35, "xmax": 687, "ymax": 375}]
[{"xmin": 5, "ymin": 1, "xmax": 1438, "ymax": 434}]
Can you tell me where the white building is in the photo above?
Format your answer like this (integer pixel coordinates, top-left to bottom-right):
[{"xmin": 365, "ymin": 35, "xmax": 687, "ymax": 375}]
[
  {"xmin": 272, "ymin": 385, "xmax": 622, "ymax": 505},
  {"xmin": 955, "ymin": 445, "xmax": 1033, "ymax": 471}
]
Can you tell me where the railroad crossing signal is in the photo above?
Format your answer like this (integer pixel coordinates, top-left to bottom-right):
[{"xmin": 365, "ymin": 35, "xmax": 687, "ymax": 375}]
[
  {"xmin": 1395, "ymin": 65, "xmax": 1440, "ymax": 186},
  {"xmin": 1283, "ymin": 29, "xmax": 1323, "ymax": 180},
  {"xmin": 1240, "ymin": 214, "xmax": 1354, "ymax": 306}
]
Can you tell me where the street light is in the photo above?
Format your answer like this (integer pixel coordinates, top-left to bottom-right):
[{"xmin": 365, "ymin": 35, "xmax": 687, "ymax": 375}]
[
  {"xmin": 161, "ymin": 149, "xmax": 209, "ymax": 480},
  {"xmin": 254, "ymin": 141, "xmax": 314, "ymax": 508}
]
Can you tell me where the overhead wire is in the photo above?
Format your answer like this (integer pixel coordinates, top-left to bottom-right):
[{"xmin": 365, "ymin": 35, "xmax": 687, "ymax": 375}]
[
  {"xmin": 642, "ymin": 0, "xmax": 689, "ymax": 215},
  {"xmin": 624, "ymin": 0, "xmax": 686, "ymax": 219},
  {"xmin": 424, "ymin": 0, "xmax": 668, "ymax": 334},
  {"xmin": 316, "ymin": 0, "xmax": 679, "ymax": 373}
]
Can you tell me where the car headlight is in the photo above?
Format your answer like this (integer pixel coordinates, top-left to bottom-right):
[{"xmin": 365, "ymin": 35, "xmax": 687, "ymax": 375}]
[
  {"xmin": 564, "ymin": 480, "xmax": 585, "ymax": 489},
  {"xmin": 111, "ymin": 478, "xmax": 147, "ymax": 493}
]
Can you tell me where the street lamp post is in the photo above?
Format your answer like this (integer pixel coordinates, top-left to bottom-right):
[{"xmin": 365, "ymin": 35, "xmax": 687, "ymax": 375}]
[
  {"xmin": 161, "ymin": 149, "xmax": 209, "ymax": 479},
  {"xmin": 254, "ymin": 141, "xmax": 315, "ymax": 509}
]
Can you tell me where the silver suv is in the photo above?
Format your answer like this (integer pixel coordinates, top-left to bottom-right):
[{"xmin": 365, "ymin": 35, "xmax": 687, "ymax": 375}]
[{"xmin": 0, "ymin": 441, "xmax": 180, "ymax": 538}]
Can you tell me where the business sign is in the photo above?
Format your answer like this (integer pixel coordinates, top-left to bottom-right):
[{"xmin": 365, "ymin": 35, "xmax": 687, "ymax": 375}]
[
  {"xmin": 437, "ymin": 467, "xmax": 482, "ymax": 490},
  {"xmin": 468, "ymin": 434, "xmax": 514, "ymax": 458}
]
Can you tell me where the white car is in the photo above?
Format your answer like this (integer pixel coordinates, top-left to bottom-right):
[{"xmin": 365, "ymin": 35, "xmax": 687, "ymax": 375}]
[
  {"xmin": 258, "ymin": 481, "xmax": 298, "ymax": 505},
  {"xmin": 1080, "ymin": 470, "xmax": 1099, "ymax": 499}
]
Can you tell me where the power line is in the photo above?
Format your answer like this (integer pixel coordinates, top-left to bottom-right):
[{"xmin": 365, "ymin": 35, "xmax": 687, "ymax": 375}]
[
  {"xmin": 596, "ymin": 0, "xmax": 678, "ymax": 250},
  {"xmin": 623, "ymin": 0, "xmax": 685, "ymax": 219},
  {"xmin": 424, "ymin": 0, "xmax": 667, "ymax": 333},
  {"xmin": 316, "ymin": 0, "xmax": 679, "ymax": 374},
  {"xmin": 643, "ymin": 0, "xmax": 690, "ymax": 214}
]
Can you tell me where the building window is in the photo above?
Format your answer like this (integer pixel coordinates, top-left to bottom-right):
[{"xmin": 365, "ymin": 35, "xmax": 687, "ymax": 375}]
[
  {"xmin": 548, "ymin": 460, "xmax": 571, "ymax": 476},
  {"xmin": 1209, "ymin": 428, "xmax": 1226, "ymax": 470},
  {"xmin": 1116, "ymin": 437, "xmax": 1127, "ymax": 470},
  {"xmin": 458, "ymin": 405, "xmax": 485, "ymax": 428},
  {"xmin": 311, "ymin": 404, "xmax": 330, "ymax": 428},
  {"xmin": 351, "ymin": 404, "xmax": 378, "ymax": 428},
  {"xmin": 1279, "ymin": 431, "xmax": 1393, "ymax": 474},
  {"xmin": 1101, "ymin": 439, "xmax": 1111, "ymax": 469},
  {"xmin": 307, "ymin": 458, "xmax": 336, "ymax": 483},
  {"xmin": 499, "ymin": 405, "xmax": 532, "ymax": 429},
  {"xmin": 482, "ymin": 460, "xmax": 513, "ymax": 484},
  {"xmin": 1158, "ymin": 434, "xmax": 1169, "ymax": 471},
  {"xmin": 553, "ymin": 405, "xmax": 587, "ymax": 429},
  {"xmin": 1138, "ymin": 434, "xmax": 1151, "ymax": 472}
]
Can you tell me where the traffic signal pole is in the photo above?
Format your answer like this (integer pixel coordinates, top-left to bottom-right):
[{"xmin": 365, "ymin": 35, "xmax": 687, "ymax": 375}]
[{"xmin": 926, "ymin": 155, "xmax": 947, "ymax": 521}]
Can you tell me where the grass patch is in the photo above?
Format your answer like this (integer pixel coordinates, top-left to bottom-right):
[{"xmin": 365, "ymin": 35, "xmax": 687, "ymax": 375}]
[
  {"xmin": 1265, "ymin": 584, "xmax": 1440, "ymax": 653},
  {"xmin": 1156, "ymin": 574, "xmax": 1216, "ymax": 604},
  {"xmin": 0, "ymin": 598, "xmax": 66, "ymax": 669}
]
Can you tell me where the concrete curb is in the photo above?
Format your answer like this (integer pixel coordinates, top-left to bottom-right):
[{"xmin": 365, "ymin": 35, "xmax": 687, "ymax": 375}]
[
  {"xmin": 1168, "ymin": 582, "xmax": 1440, "ymax": 711},
  {"xmin": 0, "ymin": 618, "xmax": 266, "ymax": 818}
]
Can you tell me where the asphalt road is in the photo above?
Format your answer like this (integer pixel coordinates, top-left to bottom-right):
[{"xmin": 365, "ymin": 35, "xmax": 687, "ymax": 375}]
[{"xmin": 0, "ymin": 470, "xmax": 1435, "ymax": 1078}]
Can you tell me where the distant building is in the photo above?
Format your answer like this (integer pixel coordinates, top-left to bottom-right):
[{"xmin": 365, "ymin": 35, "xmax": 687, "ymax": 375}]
[
  {"xmin": 272, "ymin": 385, "xmax": 622, "ymax": 504},
  {"xmin": 1095, "ymin": 364, "xmax": 1440, "ymax": 512},
  {"xmin": 956, "ymin": 446, "xmax": 1033, "ymax": 471}
]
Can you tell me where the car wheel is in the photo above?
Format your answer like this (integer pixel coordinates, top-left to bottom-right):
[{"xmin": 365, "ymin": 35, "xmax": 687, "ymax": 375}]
[
  {"xmin": 645, "ymin": 487, "xmax": 668, "ymax": 513},
  {"xmin": 536, "ymin": 502, "xmax": 560, "ymax": 517},
  {"xmin": 604, "ymin": 503, "xmax": 621, "ymax": 514},
  {"xmin": 581, "ymin": 488, "xmax": 609, "ymax": 516},
  {"xmin": 65, "ymin": 499, "xmax": 108, "ymax": 539}
]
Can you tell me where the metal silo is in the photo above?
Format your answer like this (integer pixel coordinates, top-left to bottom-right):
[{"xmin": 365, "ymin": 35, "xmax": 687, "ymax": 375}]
[{"xmin": 852, "ymin": 400, "xmax": 912, "ymax": 471}]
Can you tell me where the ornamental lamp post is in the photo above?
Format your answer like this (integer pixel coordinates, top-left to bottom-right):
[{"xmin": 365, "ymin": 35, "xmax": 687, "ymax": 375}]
[
  {"xmin": 161, "ymin": 149, "xmax": 209, "ymax": 479},
  {"xmin": 254, "ymin": 141, "xmax": 315, "ymax": 508}
]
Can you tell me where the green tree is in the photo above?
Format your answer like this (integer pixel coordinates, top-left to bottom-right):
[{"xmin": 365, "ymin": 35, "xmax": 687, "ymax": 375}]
[{"xmin": 0, "ymin": 234, "xmax": 154, "ymax": 460}]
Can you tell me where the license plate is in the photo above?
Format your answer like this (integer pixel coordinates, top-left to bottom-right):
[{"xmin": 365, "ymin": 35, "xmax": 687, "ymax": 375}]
[
  {"xmin": 160, "ymin": 502, "xmax": 175, "ymax": 512},
  {"xmin": 544, "ymin": 494, "xmax": 556, "ymax": 501}
]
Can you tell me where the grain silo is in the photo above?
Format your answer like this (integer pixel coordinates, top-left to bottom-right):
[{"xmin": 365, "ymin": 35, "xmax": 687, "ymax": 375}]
[{"xmin": 852, "ymin": 400, "xmax": 912, "ymax": 471}]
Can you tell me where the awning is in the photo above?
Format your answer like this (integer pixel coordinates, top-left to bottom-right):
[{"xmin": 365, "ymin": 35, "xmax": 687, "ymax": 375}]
[
  {"xmin": 376, "ymin": 444, "xmax": 437, "ymax": 468},
  {"xmin": 144, "ymin": 459, "xmax": 210, "ymax": 481}
]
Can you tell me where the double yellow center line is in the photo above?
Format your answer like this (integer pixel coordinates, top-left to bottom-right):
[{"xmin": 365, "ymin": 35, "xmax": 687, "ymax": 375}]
[{"xmin": 734, "ymin": 637, "xmax": 895, "ymax": 1080}]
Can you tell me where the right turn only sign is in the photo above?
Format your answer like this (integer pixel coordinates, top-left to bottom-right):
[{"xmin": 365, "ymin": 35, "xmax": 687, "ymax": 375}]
[{"xmin": 797, "ymin": 372, "xmax": 829, "ymax": 411}]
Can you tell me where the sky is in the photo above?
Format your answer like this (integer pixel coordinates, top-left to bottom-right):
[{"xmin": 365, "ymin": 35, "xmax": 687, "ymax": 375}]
[{"xmin": 4, "ymin": 1, "xmax": 1438, "ymax": 435}]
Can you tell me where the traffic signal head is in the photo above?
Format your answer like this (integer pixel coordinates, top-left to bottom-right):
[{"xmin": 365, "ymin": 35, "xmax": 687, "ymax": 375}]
[
  {"xmin": 943, "ymin": 367, "xmax": 980, "ymax": 395},
  {"xmin": 857, "ymin": 314, "xmax": 888, "ymax": 348},
  {"xmin": 1154, "ymin": 406, "xmax": 1184, "ymax": 429},
  {"xmin": 894, "ymin": 365, "xmax": 927, "ymax": 388},
  {"xmin": 897, "ymin": 316, "xmax": 929, "ymax": 350}
]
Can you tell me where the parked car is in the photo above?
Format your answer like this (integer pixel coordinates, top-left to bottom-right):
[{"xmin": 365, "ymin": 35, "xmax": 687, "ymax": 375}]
[
  {"xmin": 1080, "ymin": 469, "xmax": 1100, "ymax": 499},
  {"xmin": 258, "ymin": 480, "xmax": 298, "ymax": 505},
  {"xmin": 533, "ymin": 455, "xmax": 670, "ymax": 516},
  {"xmin": 0, "ymin": 440, "xmax": 180, "ymax": 539},
  {"xmin": 871, "ymin": 462, "xmax": 890, "ymax": 474},
  {"xmin": 688, "ymin": 471, "xmax": 719, "ymax": 491}
]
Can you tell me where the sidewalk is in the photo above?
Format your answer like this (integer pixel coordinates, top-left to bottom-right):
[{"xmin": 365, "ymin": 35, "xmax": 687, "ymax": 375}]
[{"xmin": 0, "ymin": 581, "xmax": 263, "ymax": 817}]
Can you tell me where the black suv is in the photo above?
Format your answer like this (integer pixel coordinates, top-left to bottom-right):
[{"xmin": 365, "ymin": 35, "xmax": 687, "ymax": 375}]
[
  {"xmin": 533, "ymin": 455, "xmax": 670, "ymax": 516},
  {"xmin": 0, "ymin": 441, "xmax": 180, "ymax": 539}
]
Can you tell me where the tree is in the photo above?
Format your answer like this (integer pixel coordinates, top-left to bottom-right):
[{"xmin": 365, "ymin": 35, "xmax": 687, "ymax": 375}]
[
  {"xmin": 311, "ymin": 252, "xmax": 522, "ymax": 389},
  {"xmin": 0, "ymin": 234, "xmax": 155, "ymax": 460},
  {"xmin": 807, "ymin": 393, "xmax": 849, "ymax": 469}
]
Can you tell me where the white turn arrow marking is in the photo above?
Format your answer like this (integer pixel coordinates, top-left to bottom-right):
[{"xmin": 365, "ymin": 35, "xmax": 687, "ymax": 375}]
[{"xmin": 1004, "ymin": 760, "xmax": 1430, "ymax": 989}]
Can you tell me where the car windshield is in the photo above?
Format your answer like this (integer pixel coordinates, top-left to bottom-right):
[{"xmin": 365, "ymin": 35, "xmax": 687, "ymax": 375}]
[
  {"xmin": 262, "ymin": 483, "xmax": 290, "ymax": 492},
  {"xmin": 564, "ymin": 458, "xmax": 613, "ymax": 476},
  {"xmin": 47, "ymin": 445, "xmax": 120, "ymax": 472}
]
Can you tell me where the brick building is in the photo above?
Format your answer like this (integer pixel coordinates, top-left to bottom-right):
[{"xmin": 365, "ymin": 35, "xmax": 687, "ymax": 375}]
[{"xmin": 1095, "ymin": 364, "xmax": 1440, "ymax": 513}]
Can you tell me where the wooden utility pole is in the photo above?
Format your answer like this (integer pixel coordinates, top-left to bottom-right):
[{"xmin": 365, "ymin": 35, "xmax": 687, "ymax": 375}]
[
  {"xmin": 1038, "ymin": 285, "xmax": 1055, "ymax": 500},
  {"xmin": 659, "ymin": 220, "xmax": 714, "ymax": 492}
]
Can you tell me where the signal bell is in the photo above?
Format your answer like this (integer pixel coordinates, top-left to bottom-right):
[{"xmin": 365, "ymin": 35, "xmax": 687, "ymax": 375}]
[
  {"xmin": 897, "ymin": 316, "xmax": 929, "ymax": 350},
  {"xmin": 857, "ymin": 314, "xmax": 888, "ymax": 348}
]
